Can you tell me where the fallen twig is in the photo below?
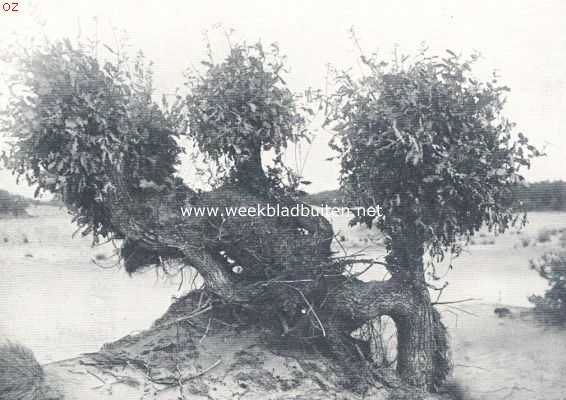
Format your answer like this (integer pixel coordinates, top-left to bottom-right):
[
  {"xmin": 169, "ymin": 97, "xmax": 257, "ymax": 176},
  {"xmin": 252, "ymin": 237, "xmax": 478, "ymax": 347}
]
[
  {"xmin": 199, "ymin": 317, "xmax": 212, "ymax": 344},
  {"xmin": 149, "ymin": 359, "xmax": 223, "ymax": 386},
  {"xmin": 285, "ymin": 285, "xmax": 326, "ymax": 337},
  {"xmin": 86, "ymin": 369, "xmax": 106, "ymax": 385},
  {"xmin": 446, "ymin": 305, "xmax": 479, "ymax": 317},
  {"xmin": 155, "ymin": 304, "xmax": 213, "ymax": 330},
  {"xmin": 455, "ymin": 363, "xmax": 490, "ymax": 371},
  {"xmin": 433, "ymin": 297, "xmax": 480, "ymax": 305}
]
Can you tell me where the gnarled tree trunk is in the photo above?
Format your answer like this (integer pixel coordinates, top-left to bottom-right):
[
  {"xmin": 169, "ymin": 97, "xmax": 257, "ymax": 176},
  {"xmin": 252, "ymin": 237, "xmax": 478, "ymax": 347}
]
[
  {"xmin": 385, "ymin": 231, "xmax": 450, "ymax": 391},
  {"xmin": 100, "ymin": 150, "xmax": 449, "ymax": 393},
  {"xmin": 394, "ymin": 290, "xmax": 436, "ymax": 389}
]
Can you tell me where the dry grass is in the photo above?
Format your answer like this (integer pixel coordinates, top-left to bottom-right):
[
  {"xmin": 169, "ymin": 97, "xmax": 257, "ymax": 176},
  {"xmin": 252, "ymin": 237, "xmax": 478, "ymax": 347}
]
[{"xmin": 0, "ymin": 341, "xmax": 45, "ymax": 400}]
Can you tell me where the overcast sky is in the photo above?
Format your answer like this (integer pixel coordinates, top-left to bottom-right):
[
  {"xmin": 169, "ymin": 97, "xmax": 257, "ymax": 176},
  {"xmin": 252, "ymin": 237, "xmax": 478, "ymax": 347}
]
[{"xmin": 1, "ymin": 0, "xmax": 566, "ymax": 196}]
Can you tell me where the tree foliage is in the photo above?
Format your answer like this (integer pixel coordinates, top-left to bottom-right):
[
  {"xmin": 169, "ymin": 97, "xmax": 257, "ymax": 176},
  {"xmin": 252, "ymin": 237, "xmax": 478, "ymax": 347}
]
[
  {"xmin": 3, "ymin": 36, "xmax": 540, "ymax": 392},
  {"xmin": 1, "ymin": 39, "xmax": 182, "ymax": 239},
  {"xmin": 328, "ymin": 50, "xmax": 542, "ymax": 263},
  {"xmin": 183, "ymin": 42, "xmax": 310, "ymax": 193}
]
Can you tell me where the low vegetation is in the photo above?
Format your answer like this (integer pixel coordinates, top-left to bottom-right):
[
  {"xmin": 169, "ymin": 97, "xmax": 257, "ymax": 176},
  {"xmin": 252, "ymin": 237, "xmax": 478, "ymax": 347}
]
[
  {"xmin": 529, "ymin": 252, "xmax": 566, "ymax": 325},
  {"xmin": 0, "ymin": 341, "xmax": 45, "ymax": 400},
  {"xmin": 536, "ymin": 228, "xmax": 555, "ymax": 243},
  {"xmin": 0, "ymin": 189, "xmax": 31, "ymax": 217}
]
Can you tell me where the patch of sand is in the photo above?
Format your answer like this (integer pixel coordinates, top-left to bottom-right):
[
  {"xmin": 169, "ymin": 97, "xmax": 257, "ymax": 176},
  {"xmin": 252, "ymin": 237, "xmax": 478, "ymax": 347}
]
[{"xmin": 441, "ymin": 303, "xmax": 566, "ymax": 400}]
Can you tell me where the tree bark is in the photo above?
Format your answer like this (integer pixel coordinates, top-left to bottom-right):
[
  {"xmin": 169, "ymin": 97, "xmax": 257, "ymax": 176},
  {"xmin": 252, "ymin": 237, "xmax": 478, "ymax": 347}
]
[
  {"xmin": 383, "ymin": 230, "xmax": 448, "ymax": 391},
  {"xmin": 323, "ymin": 272, "xmax": 447, "ymax": 391},
  {"xmin": 101, "ymin": 158, "xmax": 448, "ymax": 392},
  {"xmin": 394, "ymin": 289, "xmax": 436, "ymax": 389}
]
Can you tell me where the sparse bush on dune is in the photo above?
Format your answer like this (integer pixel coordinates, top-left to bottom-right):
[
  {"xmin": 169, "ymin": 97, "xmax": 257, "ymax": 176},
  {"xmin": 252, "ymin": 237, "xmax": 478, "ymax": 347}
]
[
  {"xmin": 537, "ymin": 228, "xmax": 557, "ymax": 244},
  {"xmin": 0, "ymin": 341, "xmax": 45, "ymax": 400},
  {"xmin": 529, "ymin": 252, "xmax": 566, "ymax": 325},
  {"xmin": 537, "ymin": 232, "xmax": 551, "ymax": 243},
  {"xmin": 0, "ymin": 189, "xmax": 31, "ymax": 218}
]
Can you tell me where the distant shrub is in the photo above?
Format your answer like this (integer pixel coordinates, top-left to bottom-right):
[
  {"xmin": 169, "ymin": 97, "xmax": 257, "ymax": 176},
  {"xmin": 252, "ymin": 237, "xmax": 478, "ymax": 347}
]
[
  {"xmin": 536, "ymin": 229, "xmax": 556, "ymax": 243},
  {"xmin": 305, "ymin": 180, "xmax": 566, "ymax": 212},
  {"xmin": 512, "ymin": 180, "xmax": 566, "ymax": 211},
  {"xmin": 529, "ymin": 252, "xmax": 566, "ymax": 325},
  {"xmin": 302, "ymin": 190, "xmax": 345, "ymax": 207},
  {"xmin": 521, "ymin": 237, "xmax": 531, "ymax": 247},
  {"xmin": 494, "ymin": 307, "xmax": 512, "ymax": 318},
  {"xmin": 0, "ymin": 341, "xmax": 44, "ymax": 400},
  {"xmin": 0, "ymin": 189, "xmax": 31, "ymax": 217}
]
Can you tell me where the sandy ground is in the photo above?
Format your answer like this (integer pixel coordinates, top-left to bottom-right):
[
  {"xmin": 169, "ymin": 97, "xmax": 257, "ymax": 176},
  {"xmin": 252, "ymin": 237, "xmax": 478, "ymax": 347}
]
[
  {"xmin": 2, "ymin": 206, "xmax": 566, "ymax": 399},
  {"xmin": 38, "ymin": 301, "xmax": 566, "ymax": 400},
  {"xmin": 329, "ymin": 212, "xmax": 566, "ymax": 399},
  {"xmin": 441, "ymin": 303, "xmax": 566, "ymax": 400},
  {"xmin": 0, "ymin": 206, "xmax": 183, "ymax": 363},
  {"xmin": 40, "ymin": 294, "xmax": 442, "ymax": 400}
]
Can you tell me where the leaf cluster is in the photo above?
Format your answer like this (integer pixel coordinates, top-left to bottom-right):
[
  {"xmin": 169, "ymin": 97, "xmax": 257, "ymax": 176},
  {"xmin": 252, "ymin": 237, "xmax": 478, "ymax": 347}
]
[
  {"xmin": 183, "ymin": 42, "xmax": 310, "ymax": 174},
  {"xmin": 328, "ymin": 50, "xmax": 542, "ymax": 261},
  {"xmin": 0, "ymin": 39, "xmax": 181, "ymax": 239}
]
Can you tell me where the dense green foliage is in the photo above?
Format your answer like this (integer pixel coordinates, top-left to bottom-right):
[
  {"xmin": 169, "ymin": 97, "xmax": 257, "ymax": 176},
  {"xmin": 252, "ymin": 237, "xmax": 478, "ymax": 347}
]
[
  {"xmin": 328, "ymin": 50, "xmax": 541, "ymax": 262},
  {"xmin": 0, "ymin": 39, "xmax": 182, "ymax": 239}
]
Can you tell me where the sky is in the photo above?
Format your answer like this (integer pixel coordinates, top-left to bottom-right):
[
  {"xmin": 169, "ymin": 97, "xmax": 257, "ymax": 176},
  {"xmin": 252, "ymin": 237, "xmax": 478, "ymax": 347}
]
[{"xmin": 1, "ymin": 0, "xmax": 566, "ymax": 196}]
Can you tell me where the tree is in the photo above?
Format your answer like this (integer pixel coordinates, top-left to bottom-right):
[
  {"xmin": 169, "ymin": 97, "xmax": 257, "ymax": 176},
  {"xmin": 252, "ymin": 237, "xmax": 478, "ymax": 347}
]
[
  {"xmin": 327, "ymin": 49, "xmax": 541, "ymax": 388},
  {"xmin": 0, "ymin": 36, "xmax": 539, "ymax": 394}
]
